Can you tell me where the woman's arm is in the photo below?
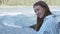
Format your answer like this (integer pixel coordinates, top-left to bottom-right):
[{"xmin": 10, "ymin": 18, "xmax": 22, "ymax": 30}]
[{"xmin": 29, "ymin": 24, "xmax": 36, "ymax": 30}]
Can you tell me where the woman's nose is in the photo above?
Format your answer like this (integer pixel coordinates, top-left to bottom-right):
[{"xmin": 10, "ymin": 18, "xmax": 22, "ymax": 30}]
[{"xmin": 36, "ymin": 11, "xmax": 39, "ymax": 15}]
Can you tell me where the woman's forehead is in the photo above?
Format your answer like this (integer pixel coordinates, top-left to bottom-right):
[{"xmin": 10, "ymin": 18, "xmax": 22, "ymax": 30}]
[
  {"xmin": 34, "ymin": 5, "xmax": 42, "ymax": 8},
  {"xmin": 34, "ymin": 5, "xmax": 43, "ymax": 10}
]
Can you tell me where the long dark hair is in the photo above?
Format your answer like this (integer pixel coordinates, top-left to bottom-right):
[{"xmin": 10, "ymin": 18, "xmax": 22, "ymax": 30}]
[{"xmin": 33, "ymin": 1, "xmax": 52, "ymax": 31}]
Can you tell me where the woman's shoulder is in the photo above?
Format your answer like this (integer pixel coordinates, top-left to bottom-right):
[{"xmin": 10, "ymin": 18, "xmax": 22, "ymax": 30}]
[
  {"xmin": 44, "ymin": 15, "xmax": 56, "ymax": 22},
  {"xmin": 43, "ymin": 14, "xmax": 58, "ymax": 26}
]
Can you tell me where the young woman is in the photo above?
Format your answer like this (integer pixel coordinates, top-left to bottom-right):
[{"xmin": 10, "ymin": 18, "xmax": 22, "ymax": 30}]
[{"xmin": 30, "ymin": 1, "xmax": 59, "ymax": 34}]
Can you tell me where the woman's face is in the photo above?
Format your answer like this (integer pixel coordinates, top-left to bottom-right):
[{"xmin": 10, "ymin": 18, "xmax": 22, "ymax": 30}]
[{"xmin": 34, "ymin": 5, "xmax": 45, "ymax": 18}]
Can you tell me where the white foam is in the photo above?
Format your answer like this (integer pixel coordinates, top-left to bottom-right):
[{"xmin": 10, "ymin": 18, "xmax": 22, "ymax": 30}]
[
  {"xmin": 0, "ymin": 12, "xmax": 22, "ymax": 16},
  {"xmin": 3, "ymin": 23, "xmax": 23, "ymax": 28}
]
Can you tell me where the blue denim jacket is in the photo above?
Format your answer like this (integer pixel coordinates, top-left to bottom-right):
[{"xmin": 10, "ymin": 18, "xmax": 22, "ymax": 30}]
[{"xmin": 37, "ymin": 15, "xmax": 59, "ymax": 34}]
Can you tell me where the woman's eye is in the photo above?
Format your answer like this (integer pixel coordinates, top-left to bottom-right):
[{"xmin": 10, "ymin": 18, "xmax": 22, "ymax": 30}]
[
  {"xmin": 34, "ymin": 9, "xmax": 39, "ymax": 12},
  {"xmin": 36, "ymin": 9, "xmax": 39, "ymax": 11}
]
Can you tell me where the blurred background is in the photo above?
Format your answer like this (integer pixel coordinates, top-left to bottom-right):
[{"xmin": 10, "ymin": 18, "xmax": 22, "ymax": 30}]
[
  {"xmin": 0, "ymin": 0, "xmax": 60, "ymax": 6},
  {"xmin": 0, "ymin": 0, "xmax": 60, "ymax": 34}
]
